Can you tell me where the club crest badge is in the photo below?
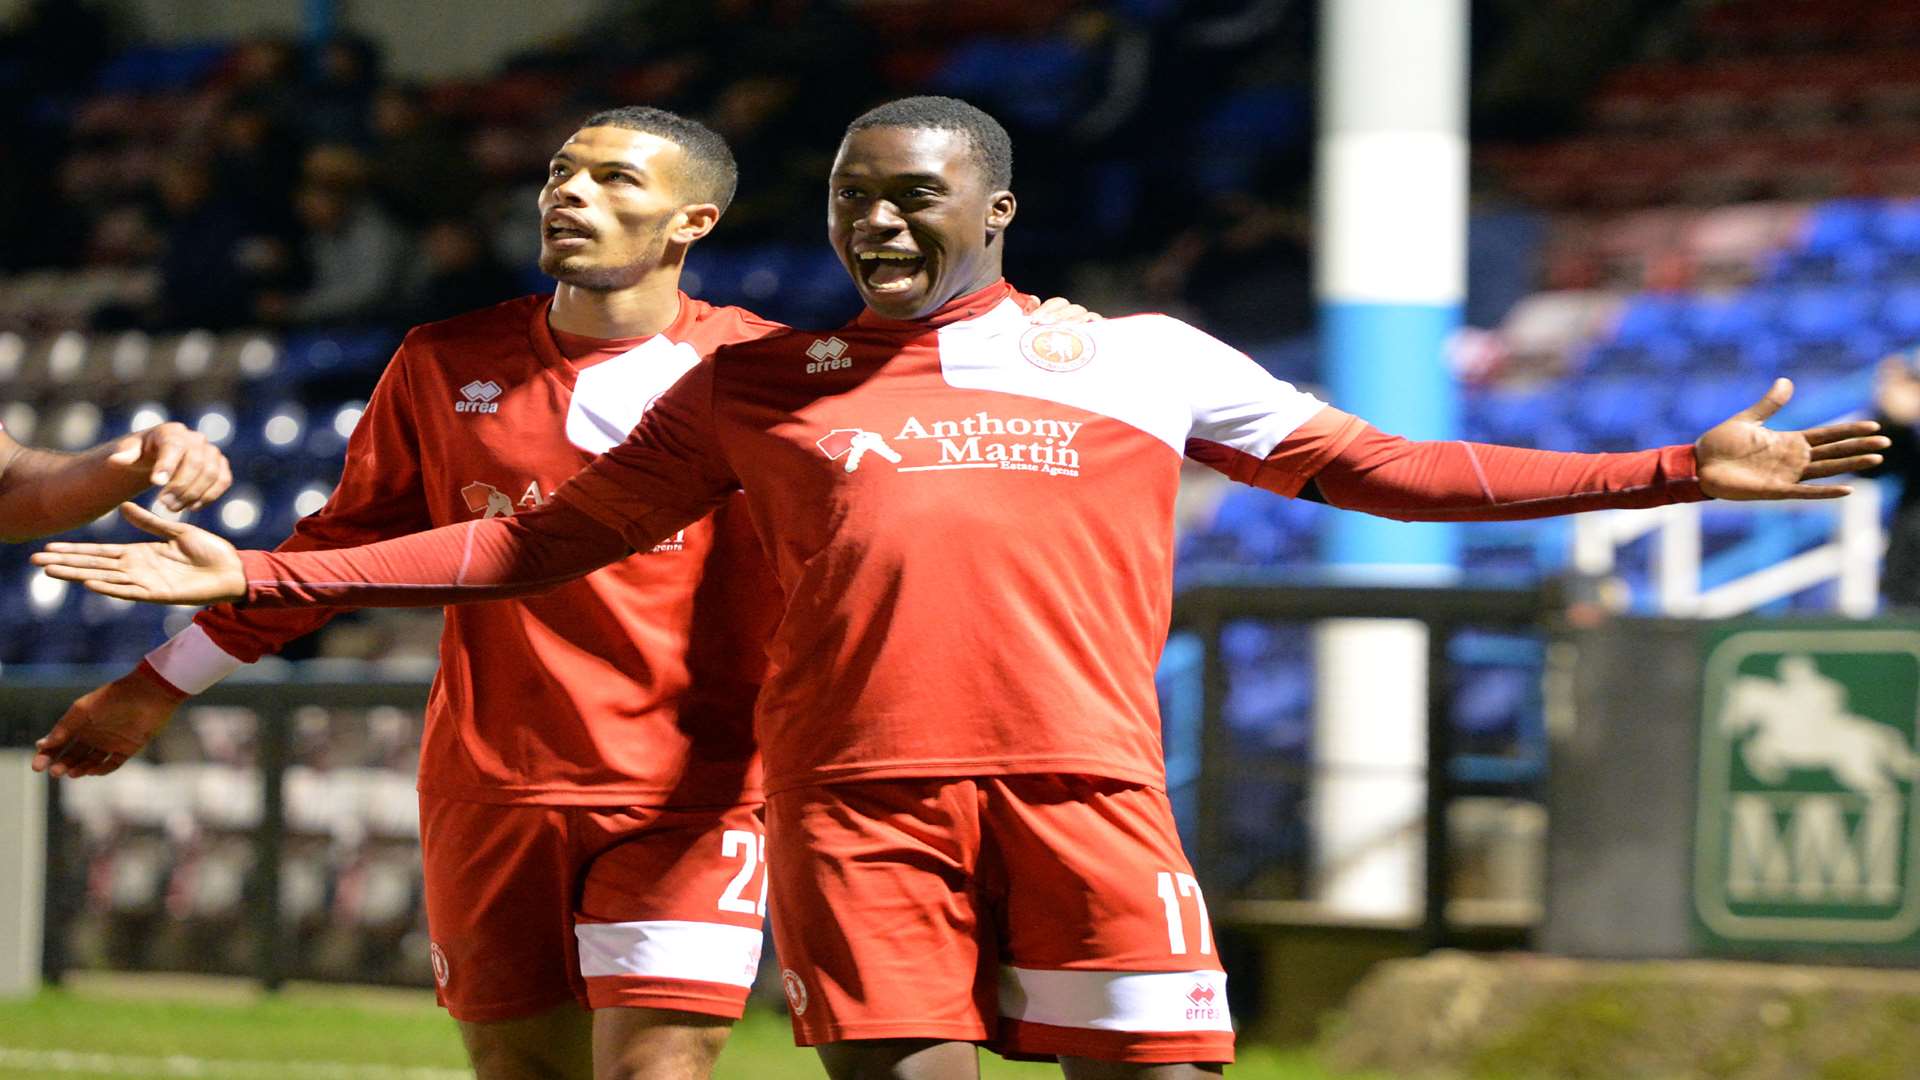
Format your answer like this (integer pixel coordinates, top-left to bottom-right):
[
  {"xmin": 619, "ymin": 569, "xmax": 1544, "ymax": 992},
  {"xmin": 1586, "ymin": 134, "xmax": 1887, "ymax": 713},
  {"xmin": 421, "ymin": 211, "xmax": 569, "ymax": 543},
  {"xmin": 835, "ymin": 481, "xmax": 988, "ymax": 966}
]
[{"xmin": 1020, "ymin": 325, "xmax": 1094, "ymax": 373}]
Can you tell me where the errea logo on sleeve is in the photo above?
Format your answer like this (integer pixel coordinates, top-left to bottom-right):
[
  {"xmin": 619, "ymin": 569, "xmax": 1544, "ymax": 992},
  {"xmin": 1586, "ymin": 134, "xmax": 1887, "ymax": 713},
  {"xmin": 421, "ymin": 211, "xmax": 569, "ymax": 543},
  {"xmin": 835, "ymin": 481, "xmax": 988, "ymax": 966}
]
[{"xmin": 456, "ymin": 380, "xmax": 502, "ymax": 413}]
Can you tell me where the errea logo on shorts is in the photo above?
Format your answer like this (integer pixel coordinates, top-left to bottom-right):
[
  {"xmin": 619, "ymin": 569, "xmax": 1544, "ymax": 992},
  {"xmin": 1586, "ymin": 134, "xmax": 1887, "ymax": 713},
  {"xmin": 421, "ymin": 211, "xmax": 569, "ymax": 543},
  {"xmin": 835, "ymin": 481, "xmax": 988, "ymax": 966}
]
[
  {"xmin": 1185, "ymin": 982, "xmax": 1221, "ymax": 1022},
  {"xmin": 805, "ymin": 337, "xmax": 851, "ymax": 374},
  {"xmin": 456, "ymin": 380, "xmax": 502, "ymax": 413},
  {"xmin": 429, "ymin": 943, "xmax": 450, "ymax": 987}
]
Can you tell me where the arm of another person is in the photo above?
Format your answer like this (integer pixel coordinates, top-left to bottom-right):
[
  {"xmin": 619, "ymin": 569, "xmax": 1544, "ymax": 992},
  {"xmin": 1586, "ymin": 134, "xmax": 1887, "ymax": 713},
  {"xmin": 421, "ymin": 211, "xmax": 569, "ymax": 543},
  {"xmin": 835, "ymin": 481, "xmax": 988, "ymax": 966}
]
[
  {"xmin": 1171, "ymin": 319, "xmax": 1885, "ymax": 518},
  {"xmin": 0, "ymin": 421, "xmax": 231, "ymax": 542},
  {"xmin": 35, "ymin": 348, "xmax": 439, "ymax": 778},
  {"xmin": 31, "ymin": 359, "xmax": 742, "ymax": 608}
]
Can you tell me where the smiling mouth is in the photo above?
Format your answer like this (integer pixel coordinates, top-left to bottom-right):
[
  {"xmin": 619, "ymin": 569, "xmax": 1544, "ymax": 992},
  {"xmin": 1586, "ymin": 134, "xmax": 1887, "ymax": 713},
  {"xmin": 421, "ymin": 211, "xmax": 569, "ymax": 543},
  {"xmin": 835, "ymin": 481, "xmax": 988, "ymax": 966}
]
[{"xmin": 855, "ymin": 250, "xmax": 925, "ymax": 294}]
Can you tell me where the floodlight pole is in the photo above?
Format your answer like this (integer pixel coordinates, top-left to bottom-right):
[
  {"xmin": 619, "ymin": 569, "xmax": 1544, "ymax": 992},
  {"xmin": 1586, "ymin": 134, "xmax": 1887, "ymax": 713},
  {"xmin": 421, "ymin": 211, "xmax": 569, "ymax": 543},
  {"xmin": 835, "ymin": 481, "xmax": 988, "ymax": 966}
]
[{"xmin": 1313, "ymin": 0, "xmax": 1468, "ymax": 921}]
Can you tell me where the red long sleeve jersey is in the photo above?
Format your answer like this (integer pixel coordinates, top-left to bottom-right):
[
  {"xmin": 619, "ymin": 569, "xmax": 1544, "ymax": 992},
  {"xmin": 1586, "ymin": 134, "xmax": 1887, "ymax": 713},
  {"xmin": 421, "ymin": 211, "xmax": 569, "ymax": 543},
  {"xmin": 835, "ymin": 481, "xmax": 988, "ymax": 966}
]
[
  {"xmin": 242, "ymin": 281, "xmax": 1704, "ymax": 797},
  {"xmin": 180, "ymin": 294, "xmax": 785, "ymax": 806},
  {"xmin": 561, "ymin": 283, "xmax": 1355, "ymax": 792}
]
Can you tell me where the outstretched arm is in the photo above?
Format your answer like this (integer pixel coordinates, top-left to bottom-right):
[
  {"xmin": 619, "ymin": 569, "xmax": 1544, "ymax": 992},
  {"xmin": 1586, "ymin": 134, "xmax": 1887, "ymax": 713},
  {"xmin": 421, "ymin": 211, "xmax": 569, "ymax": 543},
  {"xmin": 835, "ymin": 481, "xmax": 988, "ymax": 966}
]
[
  {"xmin": 32, "ymin": 497, "xmax": 655, "ymax": 607},
  {"xmin": 0, "ymin": 422, "xmax": 231, "ymax": 541},
  {"xmin": 1306, "ymin": 379, "xmax": 1886, "ymax": 520}
]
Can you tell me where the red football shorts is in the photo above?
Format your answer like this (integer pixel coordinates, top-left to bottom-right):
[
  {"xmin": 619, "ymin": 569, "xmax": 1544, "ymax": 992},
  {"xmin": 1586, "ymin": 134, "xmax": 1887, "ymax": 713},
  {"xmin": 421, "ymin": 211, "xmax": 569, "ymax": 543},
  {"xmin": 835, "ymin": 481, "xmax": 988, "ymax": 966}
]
[
  {"xmin": 418, "ymin": 795, "xmax": 767, "ymax": 1023},
  {"xmin": 765, "ymin": 775, "xmax": 1233, "ymax": 1065}
]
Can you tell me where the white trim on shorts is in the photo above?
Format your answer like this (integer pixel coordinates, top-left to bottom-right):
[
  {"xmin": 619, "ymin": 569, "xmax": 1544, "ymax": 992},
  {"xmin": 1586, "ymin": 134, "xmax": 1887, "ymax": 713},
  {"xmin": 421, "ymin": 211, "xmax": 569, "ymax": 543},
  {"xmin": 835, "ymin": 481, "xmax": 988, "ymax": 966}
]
[
  {"xmin": 998, "ymin": 967, "xmax": 1232, "ymax": 1033},
  {"xmin": 575, "ymin": 919, "xmax": 762, "ymax": 987}
]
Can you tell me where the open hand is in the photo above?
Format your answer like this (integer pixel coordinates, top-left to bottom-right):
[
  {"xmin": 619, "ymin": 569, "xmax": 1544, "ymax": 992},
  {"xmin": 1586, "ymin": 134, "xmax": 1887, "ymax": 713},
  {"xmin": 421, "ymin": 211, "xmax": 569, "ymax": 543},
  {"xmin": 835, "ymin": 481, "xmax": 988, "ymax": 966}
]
[
  {"xmin": 1696, "ymin": 378, "xmax": 1889, "ymax": 500},
  {"xmin": 32, "ymin": 502, "xmax": 246, "ymax": 604},
  {"xmin": 33, "ymin": 668, "xmax": 183, "ymax": 778},
  {"xmin": 108, "ymin": 421, "xmax": 232, "ymax": 512}
]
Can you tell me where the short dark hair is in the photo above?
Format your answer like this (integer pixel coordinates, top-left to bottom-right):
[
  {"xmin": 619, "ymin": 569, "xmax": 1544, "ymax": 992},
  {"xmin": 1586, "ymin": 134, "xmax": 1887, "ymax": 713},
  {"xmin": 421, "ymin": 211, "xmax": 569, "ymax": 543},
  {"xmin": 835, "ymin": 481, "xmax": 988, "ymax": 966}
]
[
  {"xmin": 580, "ymin": 106, "xmax": 738, "ymax": 214},
  {"xmin": 844, "ymin": 96, "xmax": 1013, "ymax": 190}
]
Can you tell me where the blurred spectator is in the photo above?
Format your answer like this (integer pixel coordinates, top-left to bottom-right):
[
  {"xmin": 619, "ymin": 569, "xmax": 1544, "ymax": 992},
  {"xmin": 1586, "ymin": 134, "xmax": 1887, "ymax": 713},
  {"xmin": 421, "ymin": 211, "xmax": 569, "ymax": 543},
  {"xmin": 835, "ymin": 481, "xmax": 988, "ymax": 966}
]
[
  {"xmin": 369, "ymin": 83, "xmax": 482, "ymax": 220},
  {"xmin": 211, "ymin": 91, "xmax": 305, "ymax": 240},
  {"xmin": 258, "ymin": 146, "xmax": 410, "ymax": 326},
  {"xmin": 1142, "ymin": 186, "xmax": 1314, "ymax": 343},
  {"xmin": 1868, "ymin": 354, "xmax": 1920, "ymax": 608},
  {"xmin": 388, "ymin": 218, "xmax": 523, "ymax": 327},
  {"xmin": 149, "ymin": 156, "xmax": 269, "ymax": 329},
  {"xmin": 304, "ymin": 36, "xmax": 383, "ymax": 145}
]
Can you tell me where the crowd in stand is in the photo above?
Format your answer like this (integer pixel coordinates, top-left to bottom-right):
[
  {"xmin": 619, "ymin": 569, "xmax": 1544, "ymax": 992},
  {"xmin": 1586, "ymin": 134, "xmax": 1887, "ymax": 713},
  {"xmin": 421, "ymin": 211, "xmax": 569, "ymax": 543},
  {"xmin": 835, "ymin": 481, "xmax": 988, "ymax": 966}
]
[{"xmin": 0, "ymin": 0, "xmax": 1328, "ymax": 341}]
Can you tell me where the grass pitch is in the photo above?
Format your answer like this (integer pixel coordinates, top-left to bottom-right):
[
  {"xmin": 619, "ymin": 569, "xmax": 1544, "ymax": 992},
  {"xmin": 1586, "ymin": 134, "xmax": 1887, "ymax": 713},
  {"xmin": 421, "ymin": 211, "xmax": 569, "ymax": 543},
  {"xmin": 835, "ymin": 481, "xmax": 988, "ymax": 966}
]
[{"xmin": 0, "ymin": 974, "xmax": 1380, "ymax": 1079}]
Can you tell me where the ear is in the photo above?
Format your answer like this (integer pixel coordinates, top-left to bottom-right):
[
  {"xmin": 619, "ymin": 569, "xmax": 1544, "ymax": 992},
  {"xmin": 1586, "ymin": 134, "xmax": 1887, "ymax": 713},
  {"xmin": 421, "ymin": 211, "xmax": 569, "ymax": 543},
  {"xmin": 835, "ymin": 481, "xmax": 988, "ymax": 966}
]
[
  {"xmin": 671, "ymin": 203, "xmax": 722, "ymax": 245},
  {"xmin": 985, "ymin": 190, "xmax": 1017, "ymax": 240}
]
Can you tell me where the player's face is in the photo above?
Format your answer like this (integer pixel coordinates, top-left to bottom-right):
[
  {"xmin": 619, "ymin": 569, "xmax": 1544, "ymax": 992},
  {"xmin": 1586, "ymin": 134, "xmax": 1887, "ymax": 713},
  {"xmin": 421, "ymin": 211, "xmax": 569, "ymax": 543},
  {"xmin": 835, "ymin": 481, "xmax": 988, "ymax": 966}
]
[
  {"xmin": 538, "ymin": 127, "xmax": 688, "ymax": 290},
  {"xmin": 829, "ymin": 126, "xmax": 1016, "ymax": 321}
]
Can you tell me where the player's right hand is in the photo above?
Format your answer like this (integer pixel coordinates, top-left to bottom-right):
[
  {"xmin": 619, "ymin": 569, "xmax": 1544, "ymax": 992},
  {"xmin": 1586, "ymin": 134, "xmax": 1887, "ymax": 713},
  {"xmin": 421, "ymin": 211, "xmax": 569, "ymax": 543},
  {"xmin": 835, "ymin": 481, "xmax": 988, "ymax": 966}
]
[
  {"xmin": 33, "ymin": 667, "xmax": 184, "ymax": 778},
  {"xmin": 106, "ymin": 421, "xmax": 233, "ymax": 512},
  {"xmin": 32, "ymin": 502, "xmax": 247, "ymax": 605}
]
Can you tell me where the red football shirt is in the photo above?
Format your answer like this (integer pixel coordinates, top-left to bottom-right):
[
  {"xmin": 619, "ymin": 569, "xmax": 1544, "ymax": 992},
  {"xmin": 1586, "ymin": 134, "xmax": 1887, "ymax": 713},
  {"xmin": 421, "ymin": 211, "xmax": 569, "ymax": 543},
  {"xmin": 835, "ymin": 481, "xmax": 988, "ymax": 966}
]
[{"xmin": 151, "ymin": 294, "xmax": 785, "ymax": 806}]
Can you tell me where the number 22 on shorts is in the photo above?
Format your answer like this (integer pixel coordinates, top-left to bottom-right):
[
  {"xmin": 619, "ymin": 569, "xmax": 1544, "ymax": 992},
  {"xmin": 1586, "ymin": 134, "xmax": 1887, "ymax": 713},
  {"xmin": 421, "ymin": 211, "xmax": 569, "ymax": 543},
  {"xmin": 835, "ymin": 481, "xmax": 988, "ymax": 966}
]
[
  {"xmin": 1156, "ymin": 870, "xmax": 1213, "ymax": 955},
  {"xmin": 718, "ymin": 828, "xmax": 768, "ymax": 916}
]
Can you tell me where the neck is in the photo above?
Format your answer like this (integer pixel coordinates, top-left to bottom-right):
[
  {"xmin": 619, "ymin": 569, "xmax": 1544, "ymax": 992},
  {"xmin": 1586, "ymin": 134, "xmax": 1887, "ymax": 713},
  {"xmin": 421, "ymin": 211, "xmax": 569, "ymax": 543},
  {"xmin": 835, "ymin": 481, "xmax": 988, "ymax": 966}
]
[{"xmin": 548, "ymin": 267, "xmax": 683, "ymax": 339}]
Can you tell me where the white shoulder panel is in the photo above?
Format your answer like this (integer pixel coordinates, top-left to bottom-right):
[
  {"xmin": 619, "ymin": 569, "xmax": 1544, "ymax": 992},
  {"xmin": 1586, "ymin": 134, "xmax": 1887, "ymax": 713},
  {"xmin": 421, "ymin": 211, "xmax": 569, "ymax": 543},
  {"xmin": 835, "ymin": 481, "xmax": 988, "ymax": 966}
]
[
  {"xmin": 565, "ymin": 336, "xmax": 706, "ymax": 454},
  {"xmin": 935, "ymin": 304, "xmax": 1326, "ymax": 456}
]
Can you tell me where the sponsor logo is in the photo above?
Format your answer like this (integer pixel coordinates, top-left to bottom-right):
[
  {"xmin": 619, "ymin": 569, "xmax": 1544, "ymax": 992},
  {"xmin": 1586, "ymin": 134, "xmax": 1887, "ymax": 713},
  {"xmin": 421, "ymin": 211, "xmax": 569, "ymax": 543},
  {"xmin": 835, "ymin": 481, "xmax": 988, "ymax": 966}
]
[
  {"xmin": 892, "ymin": 412, "xmax": 1082, "ymax": 477},
  {"xmin": 1695, "ymin": 631, "xmax": 1920, "ymax": 950},
  {"xmin": 1184, "ymin": 980, "xmax": 1222, "ymax": 1021},
  {"xmin": 1020, "ymin": 325, "xmax": 1094, "ymax": 373},
  {"xmin": 782, "ymin": 969, "xmax": 809, "ymax": 1016},
  {"xmin": 461, "ymin": 481, "xmax": 515, "ymax": 519},
  {"xmin": 456, "ymin": 380, "xmax": 502, "ymax": 414},
  {"xmin": 429, "ymin": 943, "xmax": 450, "ymax": 987},
  {"xmin": 805, "ymin": 337, "xmax": 851, "ymax": 374},
  {"xmin": 816, "ymin": 428, "xmax": 902, "ymax": 473}
]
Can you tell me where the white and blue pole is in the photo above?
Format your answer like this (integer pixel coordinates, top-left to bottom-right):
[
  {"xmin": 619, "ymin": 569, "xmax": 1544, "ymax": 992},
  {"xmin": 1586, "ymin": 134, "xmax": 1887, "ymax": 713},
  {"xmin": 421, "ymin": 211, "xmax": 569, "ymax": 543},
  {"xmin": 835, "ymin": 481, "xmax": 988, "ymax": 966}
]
[{"xmin": 1312, "ymin": 0, "xmax": 1467, "ymax": 919}]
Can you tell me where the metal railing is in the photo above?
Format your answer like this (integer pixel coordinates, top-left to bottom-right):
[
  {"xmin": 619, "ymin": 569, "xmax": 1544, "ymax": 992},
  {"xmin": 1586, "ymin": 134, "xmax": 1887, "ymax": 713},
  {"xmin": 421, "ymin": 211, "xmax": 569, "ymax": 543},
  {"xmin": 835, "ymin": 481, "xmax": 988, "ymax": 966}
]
[
  {"xmin": 1, "ymin": 660, "xmax": 432, "ymax": 989},
  {"xmin": 1168, "ymin": 578, "xmax": 1556, "ymax": 948}
]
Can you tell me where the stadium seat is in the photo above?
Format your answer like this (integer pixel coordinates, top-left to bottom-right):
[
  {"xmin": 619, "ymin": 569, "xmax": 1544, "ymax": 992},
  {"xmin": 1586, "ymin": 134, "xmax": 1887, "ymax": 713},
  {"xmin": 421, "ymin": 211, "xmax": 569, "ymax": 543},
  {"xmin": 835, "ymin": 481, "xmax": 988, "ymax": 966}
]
[
  {"xmin": 1798, "ymin": 198, "xmax": 1878, "ymax": 252},
  {"xmin": 928, "ymin": 37, "xmax": 1090, "ymax": 129}
]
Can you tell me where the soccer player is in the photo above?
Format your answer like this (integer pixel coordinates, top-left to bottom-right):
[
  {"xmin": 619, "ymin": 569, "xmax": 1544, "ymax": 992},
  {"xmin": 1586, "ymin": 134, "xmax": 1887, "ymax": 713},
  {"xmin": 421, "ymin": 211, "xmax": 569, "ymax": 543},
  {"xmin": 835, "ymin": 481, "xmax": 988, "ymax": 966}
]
[
  {"xmin": 34, "ymin": 97, "xmax": 1889, "ymax": 1079},
  {"xmin": 0, "ymin": 419, "xmax": 229, "ymax": 542}
]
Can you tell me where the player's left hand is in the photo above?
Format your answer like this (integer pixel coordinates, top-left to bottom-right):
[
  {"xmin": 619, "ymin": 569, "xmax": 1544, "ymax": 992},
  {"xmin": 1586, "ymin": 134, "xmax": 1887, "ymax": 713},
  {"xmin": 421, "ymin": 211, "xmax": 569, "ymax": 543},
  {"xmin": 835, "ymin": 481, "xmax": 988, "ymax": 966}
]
[
  {"xmin": 107, "ymin": 421, "xmax": 233, "ymax": 512},
  {"xmin": 32, "ymin": 502, "xmax": 247, "ymax": 604},
  {"xmin": 1695, "ymin": 378, "xmax": 1890, "ymax": 500},
  {"xmin": 1032, "ymin": 296, "xmax": 1103, "ymax": 324}
]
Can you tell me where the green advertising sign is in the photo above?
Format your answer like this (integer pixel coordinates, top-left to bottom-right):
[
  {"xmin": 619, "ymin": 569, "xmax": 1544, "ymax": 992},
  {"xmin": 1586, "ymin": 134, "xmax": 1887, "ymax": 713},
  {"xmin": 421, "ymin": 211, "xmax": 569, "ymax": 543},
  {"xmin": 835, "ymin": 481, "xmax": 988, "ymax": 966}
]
[{"xmin": 1694, "ymin": 626, "xmax": 1920, "ymax": 953}]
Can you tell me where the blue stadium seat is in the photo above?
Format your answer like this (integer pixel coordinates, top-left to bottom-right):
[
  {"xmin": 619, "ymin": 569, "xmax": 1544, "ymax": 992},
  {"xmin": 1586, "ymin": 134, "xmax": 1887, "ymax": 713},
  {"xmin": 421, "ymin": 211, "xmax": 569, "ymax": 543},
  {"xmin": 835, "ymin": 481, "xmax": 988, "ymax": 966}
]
[
  {"xmin": 1609, "ymin": 293, "xmax": 1687, "ymax": 347},
  {"xmin": 929, "ymin": 38, "xmax": 1091, "ymax": 129},
  {"xmin": 1874, "ymin": 199, "xmax": 1920, "ymax": 251},
  {"xmin": 1799, "ymin": 199, "xmax": 1878, "ymax": 254},
  {"xmin": 1460, "ymin": 385, "xmax": 1573, "ymax": 449},
  {"xmin": 1669, "ymin": 376, "xmax": 1768, "ymax": 437},
  {"xmin": 1571, "ymin": 377, "xmax": 1668, "ymax": 451},
  {"xmin": 1879, "ymin": 283, "xmax": 1920, "ymax": 340},
  {"xmin": 1776, "ymin": 285, "xmax": 1876, "ymax": 342},
  {"xmin": 93, "ymin": 43, "xmax": 229, "ymax": 94}
]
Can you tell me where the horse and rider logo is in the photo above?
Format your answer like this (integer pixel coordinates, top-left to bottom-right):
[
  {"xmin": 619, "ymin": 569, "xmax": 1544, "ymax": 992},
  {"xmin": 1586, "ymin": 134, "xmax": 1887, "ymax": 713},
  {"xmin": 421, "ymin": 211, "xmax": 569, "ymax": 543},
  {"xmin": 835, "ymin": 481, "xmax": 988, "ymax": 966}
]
[{"xmin": 1694, "ymin": 630, "xmax": 1920, "ymax": 949}]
